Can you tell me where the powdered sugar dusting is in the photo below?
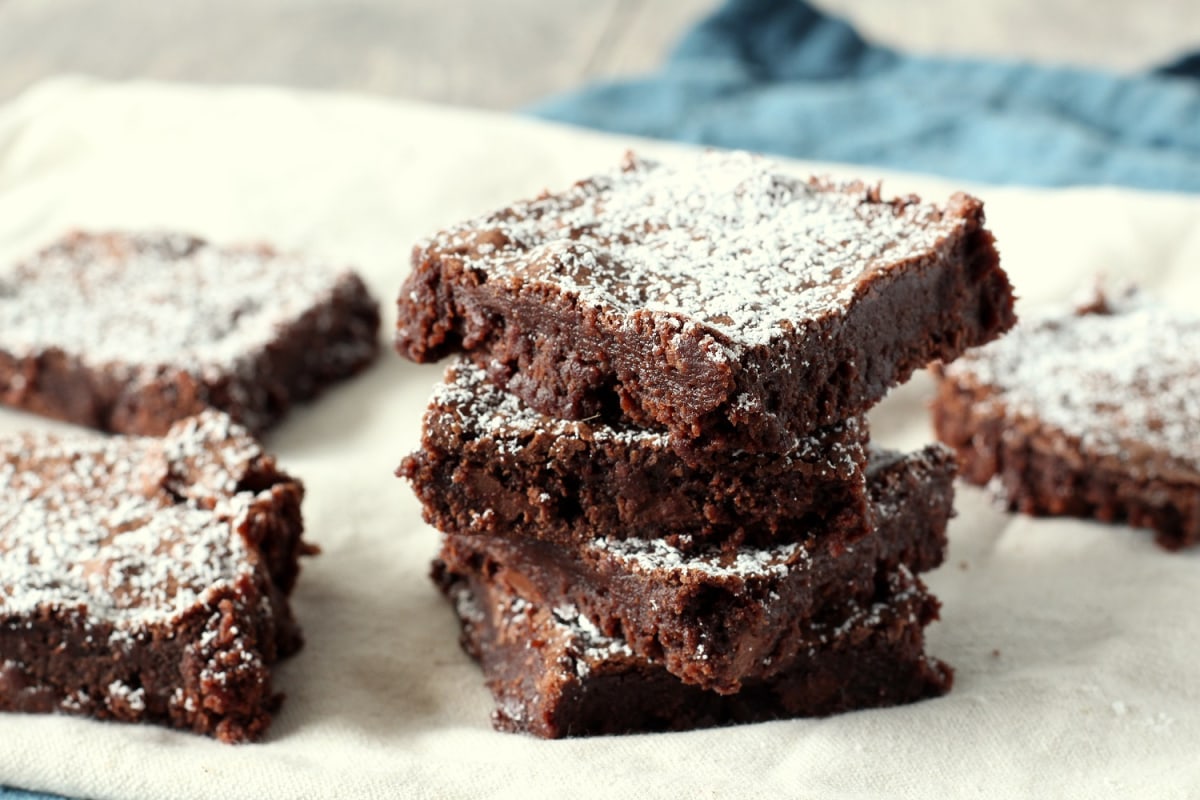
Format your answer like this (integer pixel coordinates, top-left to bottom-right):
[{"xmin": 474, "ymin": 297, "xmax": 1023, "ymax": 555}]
[
  {"xmin": 422, "ymin": 151, "xmax": 967, "ymax": 352},
  {"xmin": 106, "ymin": 680, "xmax": 147, "ymax": 712},
  {"xmin": 816, "ymin": 565, "xmax": 922, "ymax": 645},
  {"xmin": 0, "ymin": 230, "xmax": 374, "ymax": 394},
  {"xmin": 589, "ymin": 535, "xmax": 808, "ymax": 580},
  {"xmin": 0, "ymin": 410, "xmax": 269, "ymax": 628},
  {"xmin": 162, "ymin": 412, "xmax": 265, "ymax": 502},
  {"xmin": 944, "ymin": 288, "xmax": 1200, "ymax": 472},
  {"xmin": 548, "ymin": 604, "xmax": 634, "ymax": 675}
]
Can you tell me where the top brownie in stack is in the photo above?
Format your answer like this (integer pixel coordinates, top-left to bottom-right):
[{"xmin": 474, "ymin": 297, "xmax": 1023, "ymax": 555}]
[{"xmin": 396, "ymin": 151, "xmax": 1015, "ymax": 458}]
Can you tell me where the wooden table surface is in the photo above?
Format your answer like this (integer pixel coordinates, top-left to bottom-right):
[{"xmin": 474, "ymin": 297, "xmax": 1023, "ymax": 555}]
[{"xmin": 0, "ymin": 0, "xmax": 1196, "ymax": 109}]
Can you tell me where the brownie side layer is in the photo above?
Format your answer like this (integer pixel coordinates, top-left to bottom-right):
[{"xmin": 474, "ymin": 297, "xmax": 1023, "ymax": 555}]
[
  {"xmin": 437, "ymin": 445, "xmax": 955, "ymax": 694},
  {"xmin": 933, "ymin": 372, "xmax": 1200, "ymax": 551},
  {"xmin": 396, "ymin": 153, "xmax": 1014, "ymax": 456},
  {"xmin": 0, "ymin": 230, "xmax": 381, "ymax": 435},
  {"xmin": 399, "ymin": 361, "xmax": 870, "ymax": 551},
  {"xmin": 435, "ymin": 558, "xmax": 951, "ymax": 738},
  {"xmin": 0, "ymin": 411, "xmax": 312, "ymax": 743},
  {"xmin": 0, "ymin": 580, "xmax": 290, "ymax": 744}
]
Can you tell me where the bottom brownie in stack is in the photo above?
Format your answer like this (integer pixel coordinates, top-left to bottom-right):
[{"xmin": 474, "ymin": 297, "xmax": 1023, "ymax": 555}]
[{"xmin": 435, "ymin": 561, "xmax": 943, "ymax": 738}]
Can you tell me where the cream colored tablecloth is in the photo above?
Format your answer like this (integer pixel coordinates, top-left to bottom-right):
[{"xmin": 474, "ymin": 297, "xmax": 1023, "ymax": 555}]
[{"xmin": 0, "ymin": 78, "xmax": 1198, "ymax": 800}]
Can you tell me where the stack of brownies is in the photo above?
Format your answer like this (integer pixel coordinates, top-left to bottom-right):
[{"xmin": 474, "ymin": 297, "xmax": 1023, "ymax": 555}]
[{"xmin": 397, "ymin": 152, "xmax": 1016, "ymax": 737}]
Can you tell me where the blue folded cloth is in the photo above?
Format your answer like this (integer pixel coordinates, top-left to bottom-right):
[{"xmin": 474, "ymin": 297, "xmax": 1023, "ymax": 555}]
[{"xmin": 530, "ymin": 0, "xmax": 1200, "ymax": 192}]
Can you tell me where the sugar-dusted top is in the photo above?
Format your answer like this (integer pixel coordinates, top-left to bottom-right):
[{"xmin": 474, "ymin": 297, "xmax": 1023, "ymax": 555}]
[
  {"xmin": 944, "ymin": 287, "xmax": 1200, "ymax": 474},
  {"xmin": 588, "ymin": 535, "xmax": 807, "ymax": 582},
  {"xmin": 421, "ymin": 151, "xmax": 973, "ymax": 350},
  {"xmin": 0, "ymin": 230, "xmax": 363, "ymax": 379},
  {"xmin": 0, "ymin": 411, "xmax": 273, "ymax": 629},
  {"xmin": 430, "ymin": 360, "xmax": 864, "ymax": 470}
]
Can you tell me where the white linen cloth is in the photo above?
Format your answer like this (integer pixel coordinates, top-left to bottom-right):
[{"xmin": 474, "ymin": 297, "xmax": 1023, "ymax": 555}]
[{"xmin": 0, "ymin": 78, "xmax": 1198, "ymax": 800}]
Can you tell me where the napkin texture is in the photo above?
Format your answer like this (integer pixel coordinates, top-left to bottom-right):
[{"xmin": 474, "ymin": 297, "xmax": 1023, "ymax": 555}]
[
  {"xmin": 1, "ymin": 78, "xmax": 1200, "ymax": 800},
  {"xmin": 531, "ymin": 0, "xmax": 1200, "ymax": 192}
]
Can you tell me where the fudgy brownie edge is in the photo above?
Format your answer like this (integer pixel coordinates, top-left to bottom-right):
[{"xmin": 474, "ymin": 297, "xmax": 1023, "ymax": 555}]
[
  {"xmin": 435, "ymin": 445, "xmax": 956, "ymax": 693},
  {"xmin": 399, "ymin": 360, "xmax": 871, "ymax": 551}
]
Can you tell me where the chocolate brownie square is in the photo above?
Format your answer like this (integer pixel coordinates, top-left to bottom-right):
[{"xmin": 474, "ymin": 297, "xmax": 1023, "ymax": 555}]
[
  {"xmin": 434, "ymin": 558, "xmax": 951, "ymax": 738},
  {"xmin": 400, "ymin": 360, "xmax": 870, "ymax": 551},
  {"xmin": 932, "ymin": 286, "xmax": 1200, "ymax": 550},
  {"xmin": 437, "ymin": 445, "xmax": 955, "ymax": 694},
  {"xmin": 396, "ymin": 151, "xmax": 1015, "ymax": 456},
  {"xmin": 0, "ymin": 230, "xmax": 381, "ymax": 435},
  {"xmin": 0, "ymin": 410, "xmax": 313, "ymax": 742}
]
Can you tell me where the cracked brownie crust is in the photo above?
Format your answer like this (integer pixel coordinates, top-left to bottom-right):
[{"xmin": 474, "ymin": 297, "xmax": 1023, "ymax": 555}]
[
  {"xmin": 400, "ymin": 360, "xmax": 871, "ymax": 551},
  {"xmin": 0, "ymin": 411, "xmax": 313, "ymax": 742},
  {"xmin": 932, "ymin": 287, "xmax": 1200, "ymax": 550},
  {"xmin": 436, "ymin": 446, "xmax": 955, "ymax": 694},
  {"xmin": 396, "ymin": 151, "xmax": 1015, "ymax": 456},
  {"xmin": 0, "ymin": 230, "xmax": 381, "ymax": 435}
]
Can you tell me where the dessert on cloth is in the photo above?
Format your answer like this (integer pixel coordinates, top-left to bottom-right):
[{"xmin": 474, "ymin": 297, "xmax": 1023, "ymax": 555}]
[
  {"xmin": 933, "ymin": 285, "xmax": 1200, "ymax": 551},
  {"xmin": 0, "ymin": 411, "xmax": 315, "ymax": 743},
  {"xmin": 0, "ymin": 230, "xmax": 381, "ymax": 435}
]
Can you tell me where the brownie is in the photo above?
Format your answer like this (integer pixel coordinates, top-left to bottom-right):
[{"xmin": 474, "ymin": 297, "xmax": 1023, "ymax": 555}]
[
  {"xmin": 434, "ymin": 557, "xmax": 951, "ymax": 738},
  {"xmin": 437, "ymin": 445, "xmax": 955, "ymax": 694},
  {"xmin": 399, "ymin": 360, "xmax": 870, "ymax": 551},
  {"xmin": 396, "ymin": 151, "xmax": 1015, "ymax": 456},
  {"xmin": 0, "ymin": 230, "xmax": 381, "ymax": 435},
  {"xmin": 0, "ymin": 410, "xmax": 314, "ymax": 743},
  {"xmin": 932, "ymin": 286, "xmax": 1200, "ymax": 550}
]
